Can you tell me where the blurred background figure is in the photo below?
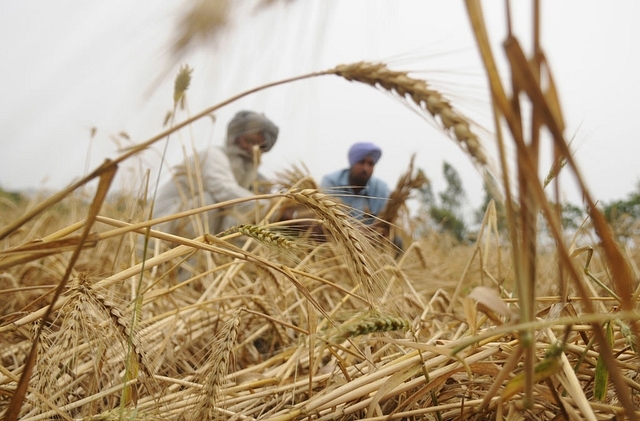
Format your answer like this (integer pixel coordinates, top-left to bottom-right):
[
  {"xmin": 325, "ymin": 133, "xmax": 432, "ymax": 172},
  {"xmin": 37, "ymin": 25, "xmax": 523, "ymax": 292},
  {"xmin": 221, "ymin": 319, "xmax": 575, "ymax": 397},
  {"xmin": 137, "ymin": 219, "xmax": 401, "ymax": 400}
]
[
  {"xmin": 154, "ymin": 110, "xmax": 279, "ymax": 238},
  {"xmin": 320, "ymin": 141, "xmax": 390, "ymax": 224}
]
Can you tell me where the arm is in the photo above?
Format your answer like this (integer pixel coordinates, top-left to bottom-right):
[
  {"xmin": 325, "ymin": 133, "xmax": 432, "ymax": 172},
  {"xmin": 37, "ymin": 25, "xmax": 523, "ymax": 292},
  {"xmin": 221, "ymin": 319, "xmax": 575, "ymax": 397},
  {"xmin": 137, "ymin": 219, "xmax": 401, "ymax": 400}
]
[
  {"xmin": 201, "ymin": 148, "xmax": 253, "ymax": 200},
  {"xmin": 369, "ymin": 178, "xmax": 391, "ymax": 217},
  {"xmin": 201, "ymin": 148, "xmax": 270, "ymax": 214}
]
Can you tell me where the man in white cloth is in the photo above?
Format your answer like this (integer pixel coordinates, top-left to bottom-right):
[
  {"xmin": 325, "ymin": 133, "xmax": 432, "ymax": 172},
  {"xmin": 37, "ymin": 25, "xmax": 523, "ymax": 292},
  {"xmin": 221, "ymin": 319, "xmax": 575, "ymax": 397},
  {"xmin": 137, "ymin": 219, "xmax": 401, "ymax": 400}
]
[{"xmin": 154, "ymin": 110, "xmax": 279, "ymax": 238}]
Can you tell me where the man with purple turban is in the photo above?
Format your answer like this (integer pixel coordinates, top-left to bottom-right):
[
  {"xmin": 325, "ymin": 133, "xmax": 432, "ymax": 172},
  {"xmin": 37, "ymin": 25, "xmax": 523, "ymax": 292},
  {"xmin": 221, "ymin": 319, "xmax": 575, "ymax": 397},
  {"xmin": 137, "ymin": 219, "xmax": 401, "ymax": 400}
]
[
  {"xmin": 154, "ymin": 110, "xmax": 279, "ymax": 237},
  {"xmin": 320, "ymin": 141, "xmax": 390, "ymax": 224}
]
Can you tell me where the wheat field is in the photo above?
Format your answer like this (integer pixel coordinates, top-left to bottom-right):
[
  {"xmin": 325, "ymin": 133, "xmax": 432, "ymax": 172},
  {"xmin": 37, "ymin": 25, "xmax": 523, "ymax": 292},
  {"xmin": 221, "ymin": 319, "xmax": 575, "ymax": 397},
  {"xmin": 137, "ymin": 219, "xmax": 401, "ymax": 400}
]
[{"xmin": 2, "ymin": 1, "xmax": 640, "ymax": 420}]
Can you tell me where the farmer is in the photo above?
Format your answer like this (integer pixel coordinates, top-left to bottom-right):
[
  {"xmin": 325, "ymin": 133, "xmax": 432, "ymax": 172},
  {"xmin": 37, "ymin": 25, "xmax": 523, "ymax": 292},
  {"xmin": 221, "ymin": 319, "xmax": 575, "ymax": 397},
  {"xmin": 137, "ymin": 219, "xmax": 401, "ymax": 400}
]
[
  {"xmin": 153, "ymin": 110, "xmax": 279, "ymax": 237},
  {"xmin": 320, "ymin": 141, "xmax": 390, "ymax": 224}
]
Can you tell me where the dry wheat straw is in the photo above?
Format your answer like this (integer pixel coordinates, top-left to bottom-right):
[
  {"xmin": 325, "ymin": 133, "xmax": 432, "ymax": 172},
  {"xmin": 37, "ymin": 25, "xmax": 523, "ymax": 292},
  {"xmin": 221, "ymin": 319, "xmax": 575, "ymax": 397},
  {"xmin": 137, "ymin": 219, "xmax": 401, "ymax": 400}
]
[
  {"xmin": 6, "ymin": 8, "xmax": 640, "ymax": 417},
  {"xmin": 249, "ymin": 295, "xmax": 291, "ymax": 347},
  {"xmin": 328, "ymin": 61, "xmax": 488, "ymax": 167}
]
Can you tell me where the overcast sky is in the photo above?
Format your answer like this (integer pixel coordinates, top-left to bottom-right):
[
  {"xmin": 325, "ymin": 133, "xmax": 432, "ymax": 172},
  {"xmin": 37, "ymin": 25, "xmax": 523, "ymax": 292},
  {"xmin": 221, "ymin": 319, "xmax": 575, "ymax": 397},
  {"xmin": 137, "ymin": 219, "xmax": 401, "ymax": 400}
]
[{"xmin": 1, "ymin": 0, "xmax": 639, "ymax": 215}]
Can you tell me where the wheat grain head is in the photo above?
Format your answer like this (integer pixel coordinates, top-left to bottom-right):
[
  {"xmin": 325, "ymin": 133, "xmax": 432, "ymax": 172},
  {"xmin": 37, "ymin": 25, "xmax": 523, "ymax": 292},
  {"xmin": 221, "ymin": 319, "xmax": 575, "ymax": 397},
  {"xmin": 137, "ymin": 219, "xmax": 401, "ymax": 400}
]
[
  {"xmin": 286, "ymin": 188, "xmax": 383, "ymax": 309},
  {"xmin": 237, "ymin": 224, "xmax": 299, "ymax": 252},
  {"xmin": 193, "ymin": 308, "xmax": 242, "ymax": 420},
  {"xmin": 327, "ymin": 61, "xmax": 488, "ymax": 167}
]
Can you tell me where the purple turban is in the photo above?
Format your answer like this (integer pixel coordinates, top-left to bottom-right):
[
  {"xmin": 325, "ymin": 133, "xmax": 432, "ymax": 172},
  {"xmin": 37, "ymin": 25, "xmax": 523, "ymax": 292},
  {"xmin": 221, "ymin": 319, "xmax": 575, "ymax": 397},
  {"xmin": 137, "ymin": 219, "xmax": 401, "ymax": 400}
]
[{"xmin": 348, "ymin": 142, "xmax": 382, "ymax": 166}]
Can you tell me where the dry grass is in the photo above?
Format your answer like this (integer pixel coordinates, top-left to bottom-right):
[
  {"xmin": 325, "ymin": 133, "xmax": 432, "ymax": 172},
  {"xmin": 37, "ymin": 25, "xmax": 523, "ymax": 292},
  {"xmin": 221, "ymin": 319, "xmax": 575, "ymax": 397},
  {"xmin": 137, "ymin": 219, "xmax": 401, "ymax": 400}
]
[
  {"xmin": 1, "ymin": 188, "xmax": 639, "ymax": 420},
  {"xmin": 2, "ymin": 2, "xmax": 640, "ymax": 420}
]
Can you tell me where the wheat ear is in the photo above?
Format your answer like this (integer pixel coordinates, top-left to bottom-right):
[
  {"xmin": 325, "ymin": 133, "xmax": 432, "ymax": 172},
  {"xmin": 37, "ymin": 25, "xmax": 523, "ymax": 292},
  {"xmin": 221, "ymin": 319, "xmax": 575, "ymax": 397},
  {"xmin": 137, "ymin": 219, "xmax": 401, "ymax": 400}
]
[
  {"xmin": 330, "ymin": 312, "xmax": 411, "ymax": 344},
  {"xmin": 76, "ymin": 278, "xmax": 156, "ymax": 381},
  {"xmin": 327, "ymin": 61, "xmax": 487, "ymax": 167},
  {"xmin": 286, "ymin": 188, "xmax": 380, "ymax": 307},
  {"xmin": 194, "ymin": 308, "xmax": 242, "ymax": 420},
  {"xmin": 377, "ymin": 153, "xmax": 429, "ymax": 226},
  {"xmin": 33, "ymin": 296, "xmax": 83, "ymax": 413},
  {"xmin": 237, "ymin": 224, "xmax": 299, "ymax": 251}
]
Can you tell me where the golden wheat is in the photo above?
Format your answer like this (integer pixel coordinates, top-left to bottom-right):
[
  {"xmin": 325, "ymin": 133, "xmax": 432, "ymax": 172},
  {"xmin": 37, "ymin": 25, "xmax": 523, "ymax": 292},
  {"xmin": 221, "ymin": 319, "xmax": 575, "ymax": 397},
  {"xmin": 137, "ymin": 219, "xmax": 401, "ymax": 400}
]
[
  {"xmin": 23, "ymin": 274, "xmax": 158, "ymax": 419},
  {"xmin": 4, "ymin": 2, "xmax": 640, "ymax": 419},
  {"xmin": 237, "ymin": 224, "xmax": 299, "ymax": 251},
  {"xmin": 172, "ymin": 0, "xmax": 230, "ymax": 57},
  {"xmin": 85, "ymin": 285, "xmax": 156, "ymax": 381},
  {"xmin": 173, "ymin": 64, "xmax": 193, "ymax": 109}
]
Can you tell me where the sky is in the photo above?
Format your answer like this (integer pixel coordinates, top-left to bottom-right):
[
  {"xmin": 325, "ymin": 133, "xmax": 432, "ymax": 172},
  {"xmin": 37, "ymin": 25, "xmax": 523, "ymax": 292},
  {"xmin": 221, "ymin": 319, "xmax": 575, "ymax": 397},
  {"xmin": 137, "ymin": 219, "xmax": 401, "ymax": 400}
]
[{"xmin": 1, "ymin": 0, "xmax": 639, "ymax": 219}]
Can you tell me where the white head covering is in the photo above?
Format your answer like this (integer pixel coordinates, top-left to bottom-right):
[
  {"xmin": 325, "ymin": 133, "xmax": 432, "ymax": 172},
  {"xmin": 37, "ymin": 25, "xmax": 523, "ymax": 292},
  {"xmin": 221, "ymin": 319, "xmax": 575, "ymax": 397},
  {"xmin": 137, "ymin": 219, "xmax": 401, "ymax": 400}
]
[{"xmin": 226, "ymin": 110, "xmax": 279, "ymax": 153}]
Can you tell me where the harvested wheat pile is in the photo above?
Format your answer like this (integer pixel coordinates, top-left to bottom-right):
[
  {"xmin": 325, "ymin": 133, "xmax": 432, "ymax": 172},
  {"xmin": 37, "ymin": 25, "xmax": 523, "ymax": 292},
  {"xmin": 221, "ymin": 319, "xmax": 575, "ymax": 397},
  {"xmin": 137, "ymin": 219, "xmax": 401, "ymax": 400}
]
[{"xmin": 1, "ymin": 182, "xmax": 639, "ymax": 421}]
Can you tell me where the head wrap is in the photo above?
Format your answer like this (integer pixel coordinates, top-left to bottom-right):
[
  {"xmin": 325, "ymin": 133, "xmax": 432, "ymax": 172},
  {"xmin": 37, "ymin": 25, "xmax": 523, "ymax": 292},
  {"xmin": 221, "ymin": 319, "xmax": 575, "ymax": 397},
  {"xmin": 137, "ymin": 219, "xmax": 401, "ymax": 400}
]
[
  {"xmin": 348, "ymin": 142, "xmax": 382, "ymax": 166},
  {"xmin": 226, "ymin": 110, "xmax": 279, "ymax": 152}
]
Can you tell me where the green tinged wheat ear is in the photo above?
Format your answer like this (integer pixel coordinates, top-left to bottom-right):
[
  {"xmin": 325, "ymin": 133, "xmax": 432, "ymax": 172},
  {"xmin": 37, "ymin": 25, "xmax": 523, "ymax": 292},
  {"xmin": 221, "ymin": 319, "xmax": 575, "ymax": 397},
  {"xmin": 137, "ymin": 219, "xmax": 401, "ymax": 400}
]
[
  {"xmin": 238, "ymin": 224, "xmax": 299, "ymax": 251},
  {"xmin": 616, "ymin": 319, "xmax": 638, "ymax": 354},
  {"xmin": 501, "ymin": 340, "xmax": 565, "ymax": 400},
  {"xmin": 173, "ymin": 64, "xmax": 193, "ymax": 109},
  {"xmin": 327, "ymin": 61, "xmax": 488, "ymax": 167},
  {"xmin": 330, "ymin": 312, "xmax": 411, "ymax": 344},
  {"xmin": 194, "ymin": 308, "xmax": 242, "ymax": 420},
  {"xmin": 250, "ymin": 294, "xmax": 291, "ymax": 347},
  {"xmin": 543, "ymin": 155, "xmax": 567, "ymax": 188}
]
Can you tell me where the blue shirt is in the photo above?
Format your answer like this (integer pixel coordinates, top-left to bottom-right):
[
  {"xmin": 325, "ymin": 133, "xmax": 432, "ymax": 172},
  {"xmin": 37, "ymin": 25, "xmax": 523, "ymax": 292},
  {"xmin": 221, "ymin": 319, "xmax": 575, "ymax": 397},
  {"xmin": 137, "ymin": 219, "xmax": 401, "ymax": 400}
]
[{"xmin": 320, "ymin": 169, "xmax": 390, "ymax": 223}]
